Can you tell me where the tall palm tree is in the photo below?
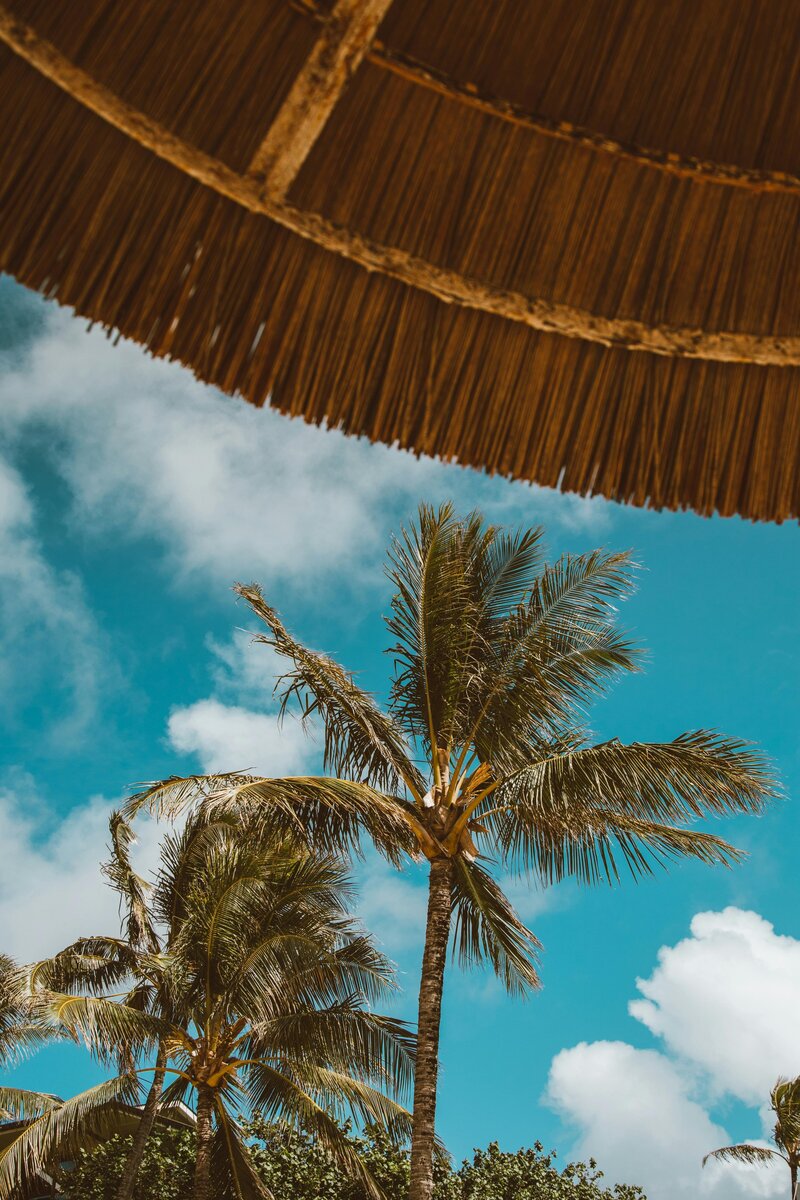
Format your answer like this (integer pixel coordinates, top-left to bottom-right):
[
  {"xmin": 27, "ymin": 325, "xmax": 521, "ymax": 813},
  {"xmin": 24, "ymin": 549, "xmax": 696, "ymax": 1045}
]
[
  {"xmin": 128, "ymin": 504, "xmax": 776, "ymax": 1200},
  {"xmin": 704, "ymin": 1076, "xmax": 800, "ymax": 1199},
  {"xmin": 1, "ymin": 814, "xmax": 415, "ymax": 1200}
]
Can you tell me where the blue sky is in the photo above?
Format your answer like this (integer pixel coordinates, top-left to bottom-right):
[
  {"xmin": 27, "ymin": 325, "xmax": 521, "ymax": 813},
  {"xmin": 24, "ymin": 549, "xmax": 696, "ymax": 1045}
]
[{"xmin": 1, "ymin": 273, "xmax": 799, "ymax": 1199}]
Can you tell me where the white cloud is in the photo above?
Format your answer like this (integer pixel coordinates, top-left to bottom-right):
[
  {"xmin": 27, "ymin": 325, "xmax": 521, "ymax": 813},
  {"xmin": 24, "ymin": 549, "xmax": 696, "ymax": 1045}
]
[
  {"xmin": 166, "ymin": 628, "xmax": 317, "ymax": 776},
  {"xmin": 167, "ymin": 699, "xmax": 312, "ymax": 777},
  {"xmin": 545, "ymin": 909, "xmax": 800, "ymax": 1200},
  {"xmin": 0, "ymin": 778, "xmax": 164, "ymax": 962},
  {"xmin": 0, "ymin": 455, "xmax": 105, "ymax": 740},
  {"xmin": 629, "ymin": 908, "xmax": 800, "ymax": 1105},
  {"xmin": 547, "ymin": 1041, "xmax": 784, "ymax": 1200},
  {"xmin": 0, "ymin": 298, "xmax": 610, "ymax": 598}
]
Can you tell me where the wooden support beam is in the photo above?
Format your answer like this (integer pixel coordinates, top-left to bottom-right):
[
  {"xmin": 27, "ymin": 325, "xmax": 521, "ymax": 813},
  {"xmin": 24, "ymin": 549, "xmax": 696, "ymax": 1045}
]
[
  {"xmin": 2, "ymin": 7, "xmax": 800, "ymax": 368},
  {"xmin": 247, "ymin": 0, "xmax": 395, "ymax": 199}
]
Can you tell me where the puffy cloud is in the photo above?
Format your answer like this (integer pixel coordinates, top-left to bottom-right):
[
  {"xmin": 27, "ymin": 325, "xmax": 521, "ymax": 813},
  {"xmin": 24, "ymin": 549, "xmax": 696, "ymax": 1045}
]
[
  {"xmin": 167, "ymin": 699, "xmax": 312, "ymax": 777},
  {"xmin": 165, "ymin": 627, "xmax": 317, "ymax": 776},
  {"xmin": 0, "ymin": 455, "xmax": 105, "ymax": 741},
  {"xmin": 0, "ymin": 778, "xmax": 164, "ymax": 962},
  {"xmin": 547, "ymin": 1041, "xmax": 783, "ymax": 1200},
  {"xmin": 546, "ymin": 910, "xmax": 800, "ymax": 1200},
  {"xmin": 629, "ymin": 908, "xmax": 800, "ymax": 1104}
]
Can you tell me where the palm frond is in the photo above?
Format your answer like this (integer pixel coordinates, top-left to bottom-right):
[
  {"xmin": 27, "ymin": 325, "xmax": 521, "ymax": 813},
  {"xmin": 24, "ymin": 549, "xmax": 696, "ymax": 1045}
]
[
  {"xmin": 493, "ymin": 801, "xmax": 746, "ymax": 885},
  {"xmin": 103, "ymin": 812, "xmax": 160, "ymax": 954},
  {"xmin": 33, "ymin": 992, "xmax": 171, "ymax": 1062},
  {"xmin": 487, "ymin": 733, "xmax": 777, "ymax": 882},
  {"xmin": 244, "ymin": 1060, "xmax": 402, "ymax": 1198},
  {"xmin": 450, "ymin": 858, "xmax": 540, "ymax": 995},
  {"xmin": 386, "ymin": 503, "xmax": 493, "ymax": 759},
  {"xmin": 26, "ymin": 938, "xmax": 138, "ymax": 996},
  {"xmin": 472, "ymin": 551, "xmax": 640, "ymax": 770},
  {"xmin": 0, "ymin": 1075, "xmax": 139, "ymax": 1200},
  {"xmin": 211, "ymin": 1103, "xmax": 274, "ymax": 1200},
  {"xmin": 0, "ymin": 958, "xmax": 51, "ymax": 1068},
  {"xmin": 236, "ymin": 582, "xmax": 424, "ymax": 799},
  {"xmin": 201, "ymin": 776, "xmax": 420, "ymax": 865},
  {"xmin": 703, "ymin": 1144, "xmax": 785, "ymax": 1167},
  {"xmin": 251, "ymin": 1006, "xmax": 415, "ymax": 1096},
  {"xmin": 494, "ymin": 733, "xmax": 776, "ymax": 825}
]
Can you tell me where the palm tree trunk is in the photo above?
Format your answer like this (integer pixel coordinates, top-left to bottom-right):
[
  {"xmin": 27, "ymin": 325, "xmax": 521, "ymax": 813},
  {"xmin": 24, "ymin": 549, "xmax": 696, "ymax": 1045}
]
[
  {"xmin": 192, "ymin": 1086, "xmax": 215, "ymax": 1200},
  {"xmin": 408, "ymin": 855, "xmax": 453, "ymax": 1200},
  {"xmin": 791, "ymin": 1161, "xmax": 797, "ymax": 1200},
  {"xmin": 115, "ymin": 1043, "xmax": 167, "ymax": 1200}
]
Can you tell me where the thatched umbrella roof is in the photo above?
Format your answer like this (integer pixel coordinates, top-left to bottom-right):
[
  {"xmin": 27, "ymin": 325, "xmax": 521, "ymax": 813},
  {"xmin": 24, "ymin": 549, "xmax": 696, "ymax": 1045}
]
[{"xmin": 0, "ymin": 0, "xmax": 798, "ymax": 521}]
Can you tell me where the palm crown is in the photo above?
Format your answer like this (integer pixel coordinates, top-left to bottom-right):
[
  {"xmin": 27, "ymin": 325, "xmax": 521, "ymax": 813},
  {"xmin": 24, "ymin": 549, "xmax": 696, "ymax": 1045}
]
[
  {"xmin": 1, "ymin": 813, "xmax": 415, "ymax": 1200},
  {"xmin": 704, "ymin": 1076, "xmax": 800, "ymax": 1199},
  {"xmin": 127, "ymin": 503, "xmax": 776, "ymax": 1200}
]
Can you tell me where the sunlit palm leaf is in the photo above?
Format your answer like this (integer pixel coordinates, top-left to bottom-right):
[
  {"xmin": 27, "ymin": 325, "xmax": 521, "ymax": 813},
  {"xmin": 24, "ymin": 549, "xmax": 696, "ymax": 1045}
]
[{"xmin": 0, "ymin": 956, "xmax": 50, "ymax": 1067}]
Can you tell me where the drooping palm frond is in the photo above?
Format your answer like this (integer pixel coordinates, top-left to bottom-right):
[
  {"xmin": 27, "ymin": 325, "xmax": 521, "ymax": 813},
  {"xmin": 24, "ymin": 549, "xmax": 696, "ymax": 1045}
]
[
  {"xmin": 251, "ymin": 1006, "xmax": 416, "ymax": 1095},
  {"xmin": 244, "ymin": 1059, "xmax": 405, "ymax": 1198},
  {"xmin": 123, "ymin": 773, "xmax": 244, "ymax": 821},
  {"xmin": 128, "ymin": 774, "xmax": 420, "ymax": 865},
  {"xmin": 26, "ymin": 937, "xmax": 138, "ymax": 996},
  {"xmin": 703, "ymin": 1144, "xmax": 786, "ymax": 1166},
  {"xmin": 0, "ymin": 1075, "xmax": 139, "ymax": 1200},
  {"xmin": 236, "ymin": 583, "xmax": 424, "ymax": 800},
  {"xmin": 103, "ymin": 812, "xmax": 160, "ymax": 955},
  {"xmin": 450, "ymin": 858, "xmax": 540, "ymax": 995},
  {"xmin": 211, "ymin": 1104, "xmax": 274, "ymax": 1200}
]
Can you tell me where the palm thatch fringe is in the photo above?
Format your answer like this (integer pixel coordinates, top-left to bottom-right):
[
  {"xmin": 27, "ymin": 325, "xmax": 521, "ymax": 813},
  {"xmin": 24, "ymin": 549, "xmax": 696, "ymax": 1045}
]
[{"xmin": 0, "ymin": 1, "xmax": 798, "ymax": 521}]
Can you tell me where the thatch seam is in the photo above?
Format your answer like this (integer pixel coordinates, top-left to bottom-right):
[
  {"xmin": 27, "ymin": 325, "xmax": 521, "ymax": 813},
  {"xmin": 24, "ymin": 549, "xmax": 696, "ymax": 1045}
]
[
  {"xmin": 291, "ymin": 0, "xmax": 800, "ymax": 197},
  {"xmin": 248, "ymin": 0, "xmax": 395, "ymax": 198},
  {"xmin": 3, "ymin": 6, "xmax": 800, "ymax": 368}
]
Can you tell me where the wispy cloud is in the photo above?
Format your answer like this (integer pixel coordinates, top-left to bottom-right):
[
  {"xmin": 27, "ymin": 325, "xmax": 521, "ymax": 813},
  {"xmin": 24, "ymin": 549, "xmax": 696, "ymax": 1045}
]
[
  {"xmin": 0, "ymin": 775, "xmax": 164, "ymax": 962},
  {"xmin": 0, "ymin": 455, "xmax": 106, "ymax": 743},
  {"xmin": 0, "ymin": 293, "xmax": 612, "ymax": 605}
]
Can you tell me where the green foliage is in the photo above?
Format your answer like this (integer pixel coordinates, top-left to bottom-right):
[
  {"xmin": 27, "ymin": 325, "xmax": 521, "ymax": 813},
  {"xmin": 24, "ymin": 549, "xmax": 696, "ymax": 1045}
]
[
  {"xmin": 61, "ymin": 1118, "xmax": 646, "ymax": 1200},
  {"xmin": 57, "ymin": 1127, "xmax": 195, "ymax": 1200}
]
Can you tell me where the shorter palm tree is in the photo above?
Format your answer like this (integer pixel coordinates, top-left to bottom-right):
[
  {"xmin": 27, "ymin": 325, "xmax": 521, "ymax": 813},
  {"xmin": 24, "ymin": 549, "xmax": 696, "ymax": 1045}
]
[
  {"xmin": 704, "ymin": 1076, "xmax": 800, "ymax": 1199},
  {"xmin": 0, "ymin": 814, "xmax": 414, "ymax": 1200},
  {"xmin": 20, "ymin": 814, "xmax": 175, "ymax": 1200}
]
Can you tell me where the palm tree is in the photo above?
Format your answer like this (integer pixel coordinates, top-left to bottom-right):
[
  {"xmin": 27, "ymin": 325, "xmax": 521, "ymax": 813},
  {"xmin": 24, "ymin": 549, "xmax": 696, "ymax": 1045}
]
[
  {"xmin": 23, "ymin": 813, "xmax": 173, "ymax": 1200},
  {"xmin": 704, "ymin": 1076, "xmax": 800, "ymax": 1199},
  {"xmin": 128, "ymin": 504, "xmax": 776, "ymax": 1200},
  {"xmin": 1, "ymin": 814, "xmax": 415, "ymax": 1200},
  {"xmin": 1, "ymin": 951, "xmax": 139, "ymax": 1196}
]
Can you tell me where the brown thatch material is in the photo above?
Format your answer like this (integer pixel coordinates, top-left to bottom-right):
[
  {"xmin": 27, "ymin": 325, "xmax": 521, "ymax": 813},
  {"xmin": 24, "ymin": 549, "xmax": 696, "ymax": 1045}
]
[{"xmin": 0, "ymin": 0, "xmax": 799, "ymax": 521}]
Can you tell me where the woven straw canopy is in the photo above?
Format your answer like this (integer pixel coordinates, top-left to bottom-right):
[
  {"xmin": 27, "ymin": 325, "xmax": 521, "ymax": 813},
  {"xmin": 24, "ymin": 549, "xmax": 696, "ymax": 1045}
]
[{"xmin": 1, "ymin": 1, "xmax": 799, "ymax": 521}]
